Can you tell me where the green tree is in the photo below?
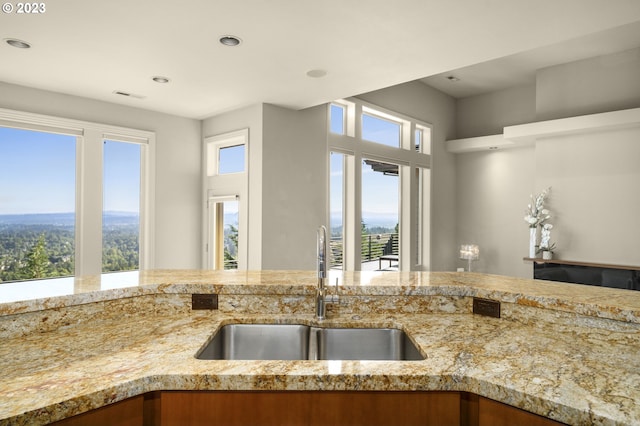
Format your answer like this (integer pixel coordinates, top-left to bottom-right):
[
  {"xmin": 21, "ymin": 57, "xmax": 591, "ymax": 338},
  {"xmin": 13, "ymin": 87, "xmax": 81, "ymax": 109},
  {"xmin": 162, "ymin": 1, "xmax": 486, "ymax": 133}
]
[
  {"xmin": 24, "ymin": 234, "xmax": 49, "ymax": 279},
  {"xmin": 224, "ymin": 224, "xmax": 239, "ymax": 269}
]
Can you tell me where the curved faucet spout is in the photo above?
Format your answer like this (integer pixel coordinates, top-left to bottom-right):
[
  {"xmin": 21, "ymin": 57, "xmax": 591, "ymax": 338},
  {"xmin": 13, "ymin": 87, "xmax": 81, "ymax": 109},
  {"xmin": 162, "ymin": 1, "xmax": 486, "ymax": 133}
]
[{"xmin": 317, "ymin": 225, "xmax": 327, "ymax": 279}]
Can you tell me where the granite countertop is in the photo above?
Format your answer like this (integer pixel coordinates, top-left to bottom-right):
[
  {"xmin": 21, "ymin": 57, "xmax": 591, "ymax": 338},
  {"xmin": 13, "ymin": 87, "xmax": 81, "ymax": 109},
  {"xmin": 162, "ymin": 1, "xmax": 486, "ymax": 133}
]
[{"xmin": 1, "ymin": 270, "xmax": 640, "ymax": 425}]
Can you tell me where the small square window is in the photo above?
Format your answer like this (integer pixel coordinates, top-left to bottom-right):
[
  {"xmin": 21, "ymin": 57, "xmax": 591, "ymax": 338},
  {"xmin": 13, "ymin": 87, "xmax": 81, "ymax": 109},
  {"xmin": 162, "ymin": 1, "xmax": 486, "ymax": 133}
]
[{"xmin": 218, "ymin": 144, "xmax": 245, "ymax": 174}]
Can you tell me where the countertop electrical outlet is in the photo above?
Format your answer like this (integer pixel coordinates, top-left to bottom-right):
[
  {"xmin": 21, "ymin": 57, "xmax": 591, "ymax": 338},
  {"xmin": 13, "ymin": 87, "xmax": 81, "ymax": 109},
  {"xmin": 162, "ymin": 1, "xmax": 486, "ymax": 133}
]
[
  {"xmin": 473, "ymin": 297, "xmax": 500, "ymax": 318},
  {"xmin": 192, "ymin": 294, "xmax": 218, "ymax": 310}
]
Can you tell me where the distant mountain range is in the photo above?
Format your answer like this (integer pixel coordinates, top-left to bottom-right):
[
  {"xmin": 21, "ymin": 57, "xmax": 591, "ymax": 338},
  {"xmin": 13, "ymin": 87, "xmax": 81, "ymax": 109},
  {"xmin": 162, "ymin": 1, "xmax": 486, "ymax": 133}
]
[{"xmin": 0, "ymin": 212, "xmax": 139, "ymax": 228}]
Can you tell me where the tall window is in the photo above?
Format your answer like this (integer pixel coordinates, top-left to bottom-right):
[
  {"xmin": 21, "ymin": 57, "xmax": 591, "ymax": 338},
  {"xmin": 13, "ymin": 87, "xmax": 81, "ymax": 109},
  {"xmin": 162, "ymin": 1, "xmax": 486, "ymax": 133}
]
[
  {"xmin": 361, "ymin": 159, "xmax": 400, "ymax": 269},
  {"xmin": 330, "ymin": 152, "xmax": 346, "ymax": 269},
  {"xmin": 328, "ymin": 99, "xmax": 431, "ymax": 271},
  {"xmin": 102, "ymin": 140, "xmax": 141, "ymax": 272},
  {"xmin": 204, "ymin": 129, "xmax": 248, "ymax": 270},
  {"xmin": 0, "ymin": 127, "xmax": 76, "ymax": 282},
  {"xmin": 0, "ymin": 109, "xmax": 154, "ymax": 282}
]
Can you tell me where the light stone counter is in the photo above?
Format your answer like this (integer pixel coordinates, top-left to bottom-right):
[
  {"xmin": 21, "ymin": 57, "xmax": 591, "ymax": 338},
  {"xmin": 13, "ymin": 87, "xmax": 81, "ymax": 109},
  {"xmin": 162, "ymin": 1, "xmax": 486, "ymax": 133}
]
[{"xmin": 1, "ymin": 270, "xmax": 640, "ymax": 425}]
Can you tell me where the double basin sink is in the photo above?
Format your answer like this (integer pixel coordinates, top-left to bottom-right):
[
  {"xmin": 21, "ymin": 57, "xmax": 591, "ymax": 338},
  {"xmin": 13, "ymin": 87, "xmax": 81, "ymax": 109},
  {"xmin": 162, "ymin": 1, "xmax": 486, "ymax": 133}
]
[{"xmin": 197, "ymin": 324, "xmax": 424, "ymax": 361}]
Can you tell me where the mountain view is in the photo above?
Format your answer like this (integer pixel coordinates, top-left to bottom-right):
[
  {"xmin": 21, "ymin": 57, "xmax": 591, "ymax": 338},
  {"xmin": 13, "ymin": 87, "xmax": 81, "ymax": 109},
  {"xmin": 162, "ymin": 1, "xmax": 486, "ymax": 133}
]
[{"xmin": 0, "ymin": 212, "xmax": 139, "ymax": 283}]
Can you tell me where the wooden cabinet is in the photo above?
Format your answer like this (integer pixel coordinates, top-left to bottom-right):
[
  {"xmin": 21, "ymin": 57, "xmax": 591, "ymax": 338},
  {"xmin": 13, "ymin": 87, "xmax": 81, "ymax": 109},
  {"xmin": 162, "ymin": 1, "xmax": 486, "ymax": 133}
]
[
  {"xmin": 478, "ymin": 396, "xmax": 564, "ymax": 426},
  {"xmin": 157, "ymin": 391, "xmax": 460, "ymax": 426},
  {"xmin": 52, "ymin": 391, "xmax": 566, "ymax": 426},
  {"xmin": 463, "ymin": 393, "xmax": 564, "ymax": 426},
  {"xmin": 51, "ymin": 395, "xmax": 144, "ymax": 426}
]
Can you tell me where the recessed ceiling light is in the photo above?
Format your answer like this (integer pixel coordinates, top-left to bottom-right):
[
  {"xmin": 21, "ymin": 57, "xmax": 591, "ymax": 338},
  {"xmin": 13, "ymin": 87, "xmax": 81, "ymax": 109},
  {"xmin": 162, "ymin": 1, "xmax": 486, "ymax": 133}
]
[
  {"xmin": 446, "ymin": 75, "xmax": 460, "ymax": 82},
  {"xmin": 152, "ymin": 76, "xmax": 170, "ymax": 84},
  {"xmin": 219, "ymin": 36, "xmax": 241, "ymax": 47},
  {"xmin": 306, "ymin": 69, "xmax": 328, "ymax": 78},
  {"xmin": 5, "ymin": 38, "xmax": 31, "ymax": 49}
]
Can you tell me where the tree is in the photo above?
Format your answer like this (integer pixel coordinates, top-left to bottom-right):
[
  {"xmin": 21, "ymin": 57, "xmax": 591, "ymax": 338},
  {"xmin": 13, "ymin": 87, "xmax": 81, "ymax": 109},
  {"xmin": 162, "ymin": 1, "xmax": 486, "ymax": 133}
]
[
  {"xmin": 24, "ymin": 234, "xmax": 49, "ymax": 279},
  {"xmin": 224, "ymin": 224, "xmax": 239, "ymax": 269}
]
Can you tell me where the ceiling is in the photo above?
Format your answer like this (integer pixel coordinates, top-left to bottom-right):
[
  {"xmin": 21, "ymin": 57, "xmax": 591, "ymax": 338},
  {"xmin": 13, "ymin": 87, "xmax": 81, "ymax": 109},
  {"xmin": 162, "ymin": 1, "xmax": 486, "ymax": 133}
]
[
  {"xmin": 423, "ymin": 20, "xmax": 640, "ymax": 99},
  {"xmin": 1, "ymin": 1, "xmax": 640, "ymax": 119}
]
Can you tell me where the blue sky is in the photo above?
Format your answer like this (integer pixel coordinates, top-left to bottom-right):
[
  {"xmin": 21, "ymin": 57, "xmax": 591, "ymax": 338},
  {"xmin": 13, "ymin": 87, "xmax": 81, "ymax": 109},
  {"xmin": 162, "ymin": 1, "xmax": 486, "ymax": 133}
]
[
  {"xmin": 330, "ymin": 105, "xmax": 400, "ymax": 229},
  {"xmin": 0, "ymin": 127, "xmax": 140, "ymax": 215},
  {"xmin": 0, "ymin": 127, "xmax": 75, "ymax": 214},
  {"xmin": 103, "ymin": 140, "xmax": 140, "ymax": 214}
]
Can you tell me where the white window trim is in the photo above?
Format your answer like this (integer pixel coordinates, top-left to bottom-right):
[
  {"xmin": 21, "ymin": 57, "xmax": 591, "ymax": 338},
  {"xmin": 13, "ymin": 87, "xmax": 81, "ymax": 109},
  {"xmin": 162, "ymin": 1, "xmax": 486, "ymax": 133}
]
[
  {"xmin": 327, "ymin": 98, "xmax": 432, "ymax": 271},
  {"xmin": 203, "ymin": 129, "xmax": 249, "ymax": 270},
  {"xmin": 0, "ymin": 107, "xmax": 156, "ymax": 275},
  {"xmin": 206, "ymin": 129, "xmax": 248, "ymax": 176}
]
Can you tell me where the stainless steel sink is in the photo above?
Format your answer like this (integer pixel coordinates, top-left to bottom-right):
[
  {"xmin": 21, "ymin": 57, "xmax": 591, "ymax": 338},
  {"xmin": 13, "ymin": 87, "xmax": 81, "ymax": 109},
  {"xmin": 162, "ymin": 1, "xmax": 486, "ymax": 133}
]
[
  {"xmin": 313, "ymin": 327, "xmax": 423, "ymax": 360},
  {"xmin": 196, "ymin": 324, "xmax": 424, "ymax": 361}
]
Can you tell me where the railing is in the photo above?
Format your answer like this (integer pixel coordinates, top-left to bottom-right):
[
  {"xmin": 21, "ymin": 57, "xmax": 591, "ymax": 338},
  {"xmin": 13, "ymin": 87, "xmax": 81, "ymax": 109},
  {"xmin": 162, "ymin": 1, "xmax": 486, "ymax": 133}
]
[{"xmin": 330, "ymin": 233, "xmax": 398, "ymax": 268}]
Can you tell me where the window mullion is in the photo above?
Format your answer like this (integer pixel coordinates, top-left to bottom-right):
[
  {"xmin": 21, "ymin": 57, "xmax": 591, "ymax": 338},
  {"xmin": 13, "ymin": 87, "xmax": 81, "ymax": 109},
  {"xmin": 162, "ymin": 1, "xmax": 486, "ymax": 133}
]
[{"xmin": 76, "ymin": 128, "xmax": 103, "ymax": 276}]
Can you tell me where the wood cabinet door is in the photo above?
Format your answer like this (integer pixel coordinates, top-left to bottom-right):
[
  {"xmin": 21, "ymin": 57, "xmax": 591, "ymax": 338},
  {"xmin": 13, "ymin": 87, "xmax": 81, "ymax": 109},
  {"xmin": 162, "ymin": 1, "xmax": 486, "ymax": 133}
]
[
  {"xmin": 51, "ymin": 395, "xmax": 144, "ymax": 426},
  {"xmin": 478, "ymin": 396, "xmax": 565, "ymax": 426},
  {"xmin": 159, "ymin": 391, "xmax": 461, "ymax": 426}
]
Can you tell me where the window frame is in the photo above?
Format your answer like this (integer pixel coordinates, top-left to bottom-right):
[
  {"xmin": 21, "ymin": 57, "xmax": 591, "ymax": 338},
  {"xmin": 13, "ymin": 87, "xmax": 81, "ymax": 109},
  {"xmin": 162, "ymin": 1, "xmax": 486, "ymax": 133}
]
[
  {"xmin": 0, "ymin": 107, "xmax": 156, "ymax": 277},
  {"xmin": 206, "ymin": 132, "xmax": 247, "ymax": 176},
  {"xmin": 327, "ymin": 98, "xmax": 431, "ymax": 271},
  {"xmin": 203, "ymin": 129, "xmax": 249, "ymax": 270}
]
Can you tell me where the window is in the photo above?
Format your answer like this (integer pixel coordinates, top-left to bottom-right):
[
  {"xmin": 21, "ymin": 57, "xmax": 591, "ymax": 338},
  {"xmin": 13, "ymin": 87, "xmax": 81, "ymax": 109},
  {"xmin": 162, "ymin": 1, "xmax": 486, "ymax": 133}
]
[
  {"xmin": 330, "ymin": 152, "xmax": 346, "ymax": 269},
  {"xmin": 361, "ymin": 159, "xmax": 400, "ymax": 269},
  {"xmin": 0, "ymin": 109, "xmax": 154, "ymax": 282},
  {"xmin": 362, "ymin": 112, "xmax": 401, "ymax": 148},
  {"xmin": 208, "ymin": 197, "xmax": 239, "ymax": 269},
  {"xmin": 218, "ymin": 144, "xmax": 245, "ymax": 174},
  {"xmin": 330, "ymin": 104, "xmax": 346, "ymax": 135},
  {"xmin": 207, "ymin": 133, "xmax": 246, "ymax": 176},
  {"xmin": 0, "ymin": 127, "xmax": 76, "ymax": 282},
  {"xmin": 102, "ymin": 140, "xmax": 141, "ymax": 272},
  {"xmin": 415, "ymin": 125, "xmax": 432, "ymax": 155},
  {"xmin": 328, "ymin": 99, "xmax": 431, "ymax": 271},
  {"xmin": 204, "ymin": 129, "xmax": 248, "ymax": 270}
]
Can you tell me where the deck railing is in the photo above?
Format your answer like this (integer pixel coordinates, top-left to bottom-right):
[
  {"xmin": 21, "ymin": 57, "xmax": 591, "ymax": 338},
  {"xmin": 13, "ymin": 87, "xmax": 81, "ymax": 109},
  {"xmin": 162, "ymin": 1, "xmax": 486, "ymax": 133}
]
[{"xmin": 330, "ymin": 233, "xmax": 398, "ymax": 268}]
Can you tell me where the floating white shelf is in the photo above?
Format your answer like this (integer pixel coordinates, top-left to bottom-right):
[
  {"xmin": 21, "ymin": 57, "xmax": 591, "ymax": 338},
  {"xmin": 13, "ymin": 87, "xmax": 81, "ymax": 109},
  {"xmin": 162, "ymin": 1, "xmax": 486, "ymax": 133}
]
[
  {"xmin": 446, "ymin": 134, "xmax": 513, "ymax": 153},
  {"xmin": 504, "ymin": 107, "xmax": 640, "ymax": 143},
  {"xmin": 447, "ymin": 107, "xmax": 640, "ymax": 153}
]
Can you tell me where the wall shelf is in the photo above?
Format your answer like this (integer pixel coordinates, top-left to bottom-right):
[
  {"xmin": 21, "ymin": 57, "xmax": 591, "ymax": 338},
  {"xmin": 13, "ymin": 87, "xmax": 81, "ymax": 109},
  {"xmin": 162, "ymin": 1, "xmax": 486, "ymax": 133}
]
[
  {"xmin": 447, "ymin": 107, "xmax": 640, "ymax": 153},
  {"xmin": 504, "ymin": 107, "xmax": 640, "ymax": 143},
  {"xmin": 446, "ymin": 134, "xmax": 516, "ymax": 153}
]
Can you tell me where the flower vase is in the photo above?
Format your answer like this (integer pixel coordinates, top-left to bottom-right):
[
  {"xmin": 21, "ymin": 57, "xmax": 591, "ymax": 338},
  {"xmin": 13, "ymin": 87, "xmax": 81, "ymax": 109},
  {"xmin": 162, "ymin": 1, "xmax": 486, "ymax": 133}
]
[
  {"xmin": 542, "ymin": 251, "xmax": 553, "ymax": 260},
  {"xmin": 529, "ymin": 227, "xmax": 537, "ymax": 258}
]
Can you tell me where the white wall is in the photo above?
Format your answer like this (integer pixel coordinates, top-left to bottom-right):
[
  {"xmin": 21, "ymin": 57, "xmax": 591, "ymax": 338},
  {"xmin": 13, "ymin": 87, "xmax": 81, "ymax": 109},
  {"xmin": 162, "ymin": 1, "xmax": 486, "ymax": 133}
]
[
  {"xmin": 261, "ymin": 104, "xmax": 327, "ymax": 270},
  {"xmin": 536, "ymin": 47, "xmax": 640, "ymax": 121},
  {"xmin": 456, "ymin": 84, "xmax": 536, "ymax": 138},
  {"xmin": 533, "ymin": 47, "xmax": 640, "ymax": 267},
  {"xmin": 535, "ymin": 128, "xmax": 640, "ymax": 266},
  {"xmin": 0, "ymin": 82, "xmax": 202, "ymax": 269},
  {"xmin": 454, "ymin": 47, "xmax": 640, "ymax": 277},
  {"xmin": 456, "ymin": 147, "xmax": 535, "ymax": 277},
  {"xmin": 356, "ymin": 80, "xmax": 457, "ymax": 271}
]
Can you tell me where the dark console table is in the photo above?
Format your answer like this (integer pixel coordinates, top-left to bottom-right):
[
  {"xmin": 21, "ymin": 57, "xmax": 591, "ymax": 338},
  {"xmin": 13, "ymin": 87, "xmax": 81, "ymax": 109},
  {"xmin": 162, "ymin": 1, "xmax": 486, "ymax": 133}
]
[{"xmin": 524, "ymin": 258, "xmax": 640, "ymax": 291}]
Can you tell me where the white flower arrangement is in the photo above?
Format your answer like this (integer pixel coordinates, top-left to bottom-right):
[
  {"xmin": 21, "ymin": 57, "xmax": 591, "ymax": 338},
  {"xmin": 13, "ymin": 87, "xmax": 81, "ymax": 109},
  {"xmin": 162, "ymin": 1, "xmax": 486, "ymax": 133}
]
[
  {"xmin": 524, "ymin": 187, "xmax": 551, "ymax": 229},
  {"xmin": 538, "ymin": 223, "xmax": 556, "ymax": 253}
]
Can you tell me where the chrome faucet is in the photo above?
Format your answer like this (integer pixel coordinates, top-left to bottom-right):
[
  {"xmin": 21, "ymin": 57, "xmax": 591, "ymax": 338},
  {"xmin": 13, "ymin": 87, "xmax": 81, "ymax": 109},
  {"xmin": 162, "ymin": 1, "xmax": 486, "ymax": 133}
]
[{"xmin": 316, "ymin": 225, "xmax": 328, "ymax": 320}]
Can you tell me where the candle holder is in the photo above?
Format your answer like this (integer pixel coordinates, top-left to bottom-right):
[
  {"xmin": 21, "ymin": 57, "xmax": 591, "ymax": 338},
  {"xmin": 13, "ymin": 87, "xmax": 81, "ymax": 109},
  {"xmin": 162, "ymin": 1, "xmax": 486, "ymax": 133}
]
[{"xmin": 459, "ymin": 244, "xmax": 479, "ymax": 272}]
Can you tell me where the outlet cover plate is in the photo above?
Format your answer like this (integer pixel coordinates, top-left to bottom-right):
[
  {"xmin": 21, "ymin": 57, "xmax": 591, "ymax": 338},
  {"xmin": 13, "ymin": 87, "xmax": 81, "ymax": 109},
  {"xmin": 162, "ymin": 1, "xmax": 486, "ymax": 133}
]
[
  {"xmin": 192, "ymin": 294, "xmax": 218, "ymax": 310},
  {"xmin": 473, "ymin": 297, "xmax": 500, "ymax": 318}
]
